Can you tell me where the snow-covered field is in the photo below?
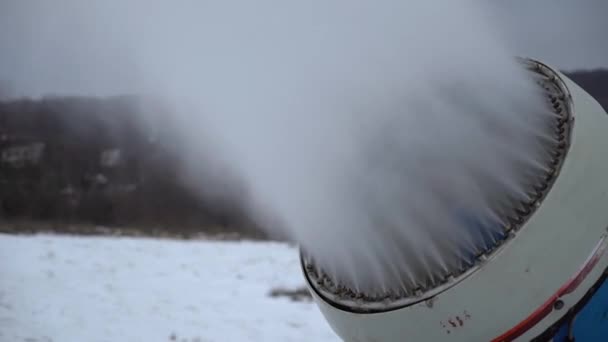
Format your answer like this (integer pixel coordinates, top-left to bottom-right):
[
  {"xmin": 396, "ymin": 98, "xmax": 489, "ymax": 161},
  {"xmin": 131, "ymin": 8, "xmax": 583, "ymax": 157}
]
[{"xmin": 0, "ymin": 233, "xmax": 338, "ymax": 342}]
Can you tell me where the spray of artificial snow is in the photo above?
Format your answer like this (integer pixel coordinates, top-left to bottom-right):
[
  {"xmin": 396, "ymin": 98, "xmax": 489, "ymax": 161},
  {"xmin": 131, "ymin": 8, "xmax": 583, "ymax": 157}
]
[{"xmin": 5, "ymin": 0, "xmax": 558, "ymax": 295}]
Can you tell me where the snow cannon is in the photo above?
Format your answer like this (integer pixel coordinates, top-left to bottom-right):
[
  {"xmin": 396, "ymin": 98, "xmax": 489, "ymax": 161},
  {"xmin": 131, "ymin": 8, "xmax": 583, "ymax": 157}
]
[{"xmin": 300, "ymin": 58, "xmax": 608, "ymax": 341}]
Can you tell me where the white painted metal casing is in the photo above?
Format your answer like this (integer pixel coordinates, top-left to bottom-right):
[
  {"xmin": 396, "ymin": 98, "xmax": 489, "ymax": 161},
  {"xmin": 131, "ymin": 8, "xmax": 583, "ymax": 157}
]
[{"xmin": 302, "ymin": 61, "xmax": 608, "ymax": 342}]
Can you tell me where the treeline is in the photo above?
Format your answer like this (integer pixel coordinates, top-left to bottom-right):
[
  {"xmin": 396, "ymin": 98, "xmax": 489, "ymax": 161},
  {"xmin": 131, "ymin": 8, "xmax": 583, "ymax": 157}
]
[
  {"xmin": 0, "ymin": 70, "xmax": 606, "ymax": 237},
  {"xmin": 0, "ymin": 95, "xmax": 260, "ymax": 237}
]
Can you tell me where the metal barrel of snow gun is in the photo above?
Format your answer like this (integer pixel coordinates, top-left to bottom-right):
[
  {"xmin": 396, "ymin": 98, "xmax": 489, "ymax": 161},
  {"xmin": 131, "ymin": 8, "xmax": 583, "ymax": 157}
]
[{"xmin": 300, "ymin": 58, "xmax": 608, "ymax": 341}]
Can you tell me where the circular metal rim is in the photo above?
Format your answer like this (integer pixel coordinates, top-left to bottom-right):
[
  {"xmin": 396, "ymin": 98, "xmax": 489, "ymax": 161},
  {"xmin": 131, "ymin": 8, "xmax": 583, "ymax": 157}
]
[{"xmin": 301, "ymin": 57, "xmax": 575, "ymax": 313}]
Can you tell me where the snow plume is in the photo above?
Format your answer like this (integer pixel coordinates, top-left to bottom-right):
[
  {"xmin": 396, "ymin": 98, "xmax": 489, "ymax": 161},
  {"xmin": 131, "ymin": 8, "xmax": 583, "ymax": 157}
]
[{"xmin": 3, "ymin": 1, "xmax": 556, "ymax": 294}]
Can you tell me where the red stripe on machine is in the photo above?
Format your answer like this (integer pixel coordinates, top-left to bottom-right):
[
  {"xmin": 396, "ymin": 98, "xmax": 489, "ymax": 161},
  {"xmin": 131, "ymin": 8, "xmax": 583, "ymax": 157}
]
[{"xmin": 492, "ymin": 234, "xmax": 607, "ymax": 342}]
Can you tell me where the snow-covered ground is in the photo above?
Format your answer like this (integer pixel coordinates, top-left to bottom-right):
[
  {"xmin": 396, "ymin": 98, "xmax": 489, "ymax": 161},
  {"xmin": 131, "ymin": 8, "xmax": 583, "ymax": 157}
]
[{"xmin": 0, "ymin": 233, "xmax": 338, "ymax": 342}]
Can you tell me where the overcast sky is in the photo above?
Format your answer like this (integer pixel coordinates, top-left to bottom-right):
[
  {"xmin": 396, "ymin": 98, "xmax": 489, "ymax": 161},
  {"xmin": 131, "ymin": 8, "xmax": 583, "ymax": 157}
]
[{"xmin": 0, "ymin": 0, "xmax": 606, "ymax": 98}]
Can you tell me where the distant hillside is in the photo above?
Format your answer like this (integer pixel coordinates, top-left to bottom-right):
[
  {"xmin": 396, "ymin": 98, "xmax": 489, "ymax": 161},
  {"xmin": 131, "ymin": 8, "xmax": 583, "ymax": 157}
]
[
  {"xmin": 565, "ymin": 69, "xmax": 608, "ymax": 111},
  {"xmin": 0, "ymin": 95, "xmax": 259, "ymax": 237}
]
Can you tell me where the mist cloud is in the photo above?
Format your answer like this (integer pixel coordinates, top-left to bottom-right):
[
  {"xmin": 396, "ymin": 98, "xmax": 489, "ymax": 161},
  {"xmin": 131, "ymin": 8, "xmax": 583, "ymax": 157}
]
[{"xmin": 0, "ymin": 0, "xmax": 594, "ymax": 293}]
